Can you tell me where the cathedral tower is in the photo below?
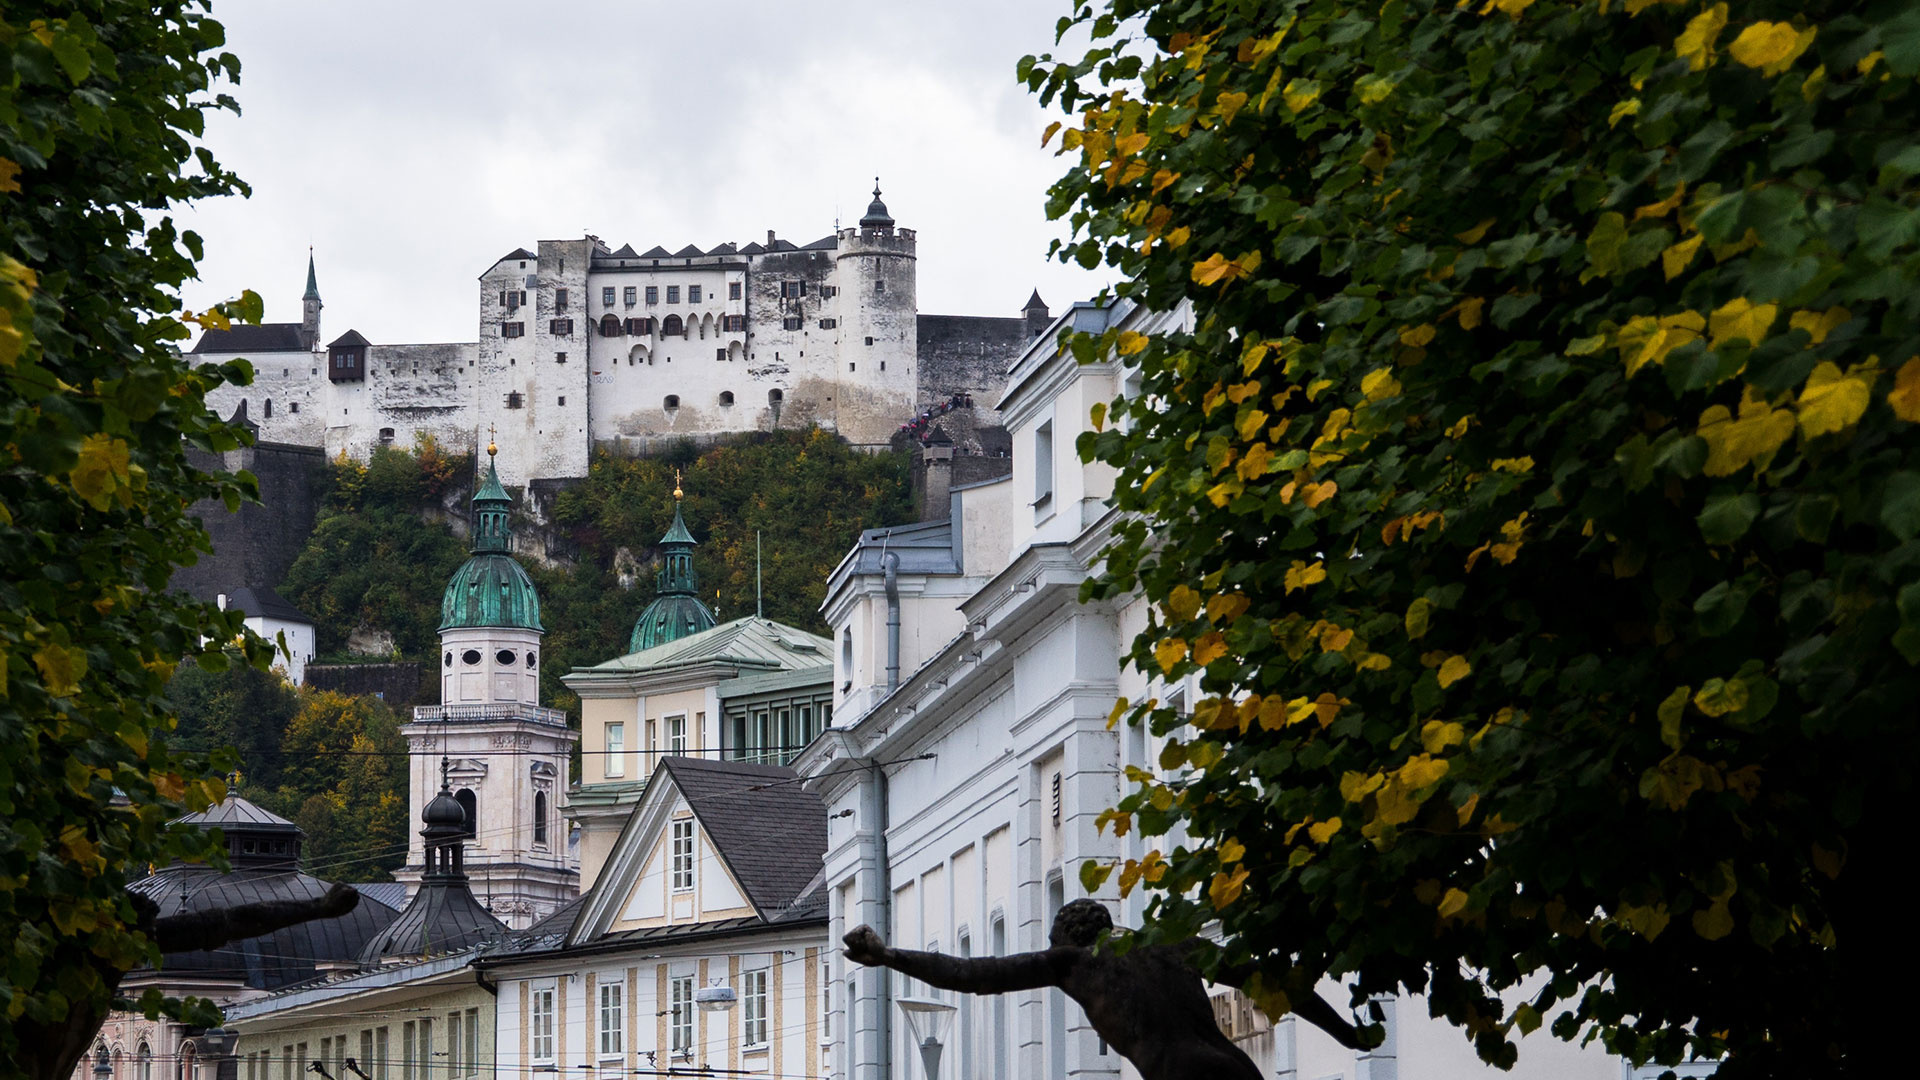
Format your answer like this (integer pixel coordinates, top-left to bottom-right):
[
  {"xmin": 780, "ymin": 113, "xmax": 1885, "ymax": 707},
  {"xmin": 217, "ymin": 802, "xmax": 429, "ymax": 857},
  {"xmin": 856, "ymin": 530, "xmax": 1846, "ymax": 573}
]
[{"xmin": 398, "ymin": 436, "xmax": 578, "ymax": 928}]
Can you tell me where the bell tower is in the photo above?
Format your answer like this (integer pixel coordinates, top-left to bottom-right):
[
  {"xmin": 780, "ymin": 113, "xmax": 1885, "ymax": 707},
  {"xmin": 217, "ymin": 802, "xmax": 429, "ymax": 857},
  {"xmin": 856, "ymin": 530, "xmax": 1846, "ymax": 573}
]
[
  {"xmin": 396, "ymin": 434, "xmax": 579, "ymax": 928},
  {"xmin": 301, "ymin": 249, "xmax": 323, "ymax": 350}
]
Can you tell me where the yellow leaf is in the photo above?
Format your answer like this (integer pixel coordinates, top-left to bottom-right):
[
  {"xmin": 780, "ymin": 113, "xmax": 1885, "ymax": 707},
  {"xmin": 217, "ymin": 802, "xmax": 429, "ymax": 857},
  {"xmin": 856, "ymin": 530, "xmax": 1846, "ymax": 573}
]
[
  {"xmin": 1355, "ymin": 74, "xmax": 1395, "ymax": 105},
  {"xmin": 1398, "ymin": 323, "xmax": 1437, "ymax": 347},
  {"xmin": 1209, "ymin": 865, "xmax": 1251, "ymax": 909},
  {"xmin": 1619, "ymin": 903, "xmax": 1672, "ymax": 941},
  {"xmin": 1357, "ymin": 651, "xmax": 1391, "ymax": 671},
  {"xmin": 1341, "ymin": 771, "xmax": 1385, "ymax": 802},
  {"xmin": 1167, "ymin": 585, "xmax": 1202, "ymax": 621},
  {"xmin": 1216, "ymin": 90, "xmax": 1249, "ymax": 126},
  {"xmin": 1283, "ymin": 560, "xmax": 1326, "ymax": 593},
  {"xmin": 1608, "ymin": 99, "xmax": 1642, "ymax": 128},
  {"xmin": 1106, "ymin": 696, "xmax": 1130, "ymax": 731},
  {"xmin": 1889, "ymin": 357, "xmax": 1920, "ymax": 422},
  {"xmin": 1633, "ymin": 182, "xmax": 1686, "ymax": 222},
  {"xmin": 1192, "ymin": 631, "xmax": 1229, "ymax": 667},
  {"xmin": 1041, "ymin": 121, "xmax": 1062, "ymax": 147},
  {"xmin": 1445, "ymin": 415, "xmax": 1473, "ymax": 438},
  {"xmin": 1692, "ymin": 677, "xmax": 1749, "ymax": 717},
  {"xmin": 1454, "ymin": 218, "xmax": 1495, "ymax": 245},
  {"xmin": 1707, "ymin": 297, "xmax": 1778, "ymax": 350},
  {"xmin": 1237, "ymin": 408, "xmax": 1269, "ymax": 442},
  {"xmin": 1618, "ymin": 311, "xmax": 1706, "ymax": 377},
  {"xmin": 1307, "ymin": 817, "xmax": 1342, "ymax": 843},
  {"xmin": 1692, "ymin": 899, "xmax": 1734, "ymax": 940},
  {"xmin": 1490, "ymin": 456, "xmax": 1534, "ymax": 473},
  {"xmin": 1421, "ymin": 720, "xmax": 1466, "ymax": 754},
  {"xmin": 34, "ymin": 644, "xmax": 87, "ymax": 698},
  {"xmin": 1405, "ymin": 597, "xmax": 1434, "ymax": 639},
  {"xmin": 1302, "ymin": 480, "xmax": 1338, "ymax": 509},
  {"xmin": 1397, "ymin": 753, "xmax": 1450, "ymax": 789},
  {"xmin": 0, "ymin": 157, "xmax": 20, "ymax": 195},
  {"xmin": 1801, "ymin": 64, "xmax": 1828, "ymax": 100},
  {"xmin": 1437, "ymin": 887, "xmax": 1469, "ymax": 919},
  {"xmin": 1797, "ymin": 361, "xmax": 1873, "ymax": 437},
  {"xmin": 1456, "ymin": 793, "xmax": 1481, "ymax": 826},
  {"xmin": 1457, "ymin": 297, "xmax": 1485, "ymax": 330},
  {"xmin": 68, "ymin": 433, "xmax": 131, "ymax": 511},
  {"xmin": 1437, "ymin": 655, "xmax": 1472, "ymax": 688},
  {"xmin": 1489, "ymin": 0, "xmax": 1536, "ymax": 14},
  {"xmin": 1697, "ymin": 387, "xmax": 1796, "ymax": 476},
  {"xmin": 1193, "ymin": 252, "xmax": 1254, "ymax": 287},
  {"xmin": 1154, "ymin": 637, "xmax": 1188, "ymax": 673},
  {"xmin": 1360, "ymin": 367, "xmax": 1402, "ymax": 400},
  {"xmin": 1789, "ymin": 306, "xmax": 1850, "ymax": 345},
  {"xmin": 1282, "ymin": 78, "xmax": 1322, "ymax": 113},
  {"xmin": 1728, "ymin": 21, "xmax": 1816, "ymax": 76},
  {"xmin": 1858, "ymin": 50, "xmax": 1884, "ymax": 75},
  {"xmin": 1090, "ymin": 401, "xmax": 1108, "ymax": 432},
  {"xmin": 1207, "ymin": 592, "xmax": 1250, "ymax": 623},
  {"xmin": 1117, "ymin": 330, "xmax": 1148, "ymax": 355},
  {"xmin": 1675, "ymin": 3, "xmax": 1729, "ymax": 72},
  {"xmin": 1663, "ymin": 234, "xmax": 1703, "ymax": 280},
  {"xmin": 1312, "ymin": 692, "xmax": 1345, "ymax": 727},
  {"xmin": 59, "ymin": 826, "xmax": 104, "ymax": 875},
  {"xmin": 1220, "ymin": 837, "xmax": 1246, "ymax": 865}
]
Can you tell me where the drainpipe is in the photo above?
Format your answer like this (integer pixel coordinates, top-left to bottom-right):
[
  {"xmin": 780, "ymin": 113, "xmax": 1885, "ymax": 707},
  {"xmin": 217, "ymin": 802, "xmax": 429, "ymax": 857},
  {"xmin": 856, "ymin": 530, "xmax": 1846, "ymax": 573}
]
[
  {"xmin": 862, "ymin": 759, "xmax": 894, "ymax": 1080},
  {"xmin": 882, "ymin": 547, "xmax": 901, "ymax": 692}
]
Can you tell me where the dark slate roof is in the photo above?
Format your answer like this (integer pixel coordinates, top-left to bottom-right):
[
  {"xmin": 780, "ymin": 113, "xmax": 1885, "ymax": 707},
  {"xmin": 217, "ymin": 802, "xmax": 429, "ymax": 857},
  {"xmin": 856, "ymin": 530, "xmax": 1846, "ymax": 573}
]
[
  {"xmin": 360, "ymin": 874, "xmax": 507, "ymax": 964},
  {"xmin": 672, "ymin": 244, "xmax": 705, "ymax": 258},
  {"xmin": 225, "ymin": 586, "xmax": 312, "ymax": 625},
  {"xmin": 639, "ymin": 245, "xmax": 671, "ymax": 258},
  {"xmin": 767, "ymin": 239, "xmax": 798, "ymax": 252},
  {"xmin": 189, "ymin": 323, "xmax": 307, "ymax": 354},
  {"xmin": 738, "ymin": 242, "xmax": 766, "ymax": 255},
  {"xmin": 1024, "ymin": 288, "xmax": 1048, "ymax": 312},
  {"xmin": 834, "ymin": 519, "xmax": 961, "ymax": 581},
  {"xmin": 771, "ymin": 874, "xmax": 828, "ymax": 924},
  {"xmin": 351, "ymin": 882, "xmax": 410, "ymax": 912},
  {"xmin": 327, "ymin": 329, "xmax": 370, "ymax": 349},
  {"xmin": 659, "ymin": 757, "xmax": 826, "ymax": 919},
  {"xmin": 802, "ymin": 235, "xmax": 839, "ymax": 251},
  {"xmin": 129, "ymin": 864, "xmax": 396, "ymax": 990},
  {"xmin": 708, "ymin": 242, "xmax": 738, "ymax": 255},
  {"xmin": 499, "ymin": 248, "xmax": 535, "ymax": 262},
  {"xmin": 610, "ymin": 244, "xmax": 638, "ymax": 258},
  {"xmin": 174, "ymin": 796, "xmax": 298, "ymax": 833}
]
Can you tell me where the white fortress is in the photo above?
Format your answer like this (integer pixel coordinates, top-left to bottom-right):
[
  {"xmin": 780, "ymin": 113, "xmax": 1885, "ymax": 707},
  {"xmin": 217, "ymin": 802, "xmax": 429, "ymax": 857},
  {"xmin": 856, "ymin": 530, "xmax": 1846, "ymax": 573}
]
[{"xmin": 193, "ymin": 186, "xmax": 1047, "ymax": 486}]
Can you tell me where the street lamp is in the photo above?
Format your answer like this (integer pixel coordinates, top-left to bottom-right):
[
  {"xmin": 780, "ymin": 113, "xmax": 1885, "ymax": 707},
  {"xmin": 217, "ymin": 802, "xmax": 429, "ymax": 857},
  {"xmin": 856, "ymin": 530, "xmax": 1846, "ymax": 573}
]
[
  {"xmin": 896, "ymin": 996, "xmax": 958, "ymax": 1080},
  {"xmin": 694, "ymin": 982, "xmax": 738, "ymax": 1012}
]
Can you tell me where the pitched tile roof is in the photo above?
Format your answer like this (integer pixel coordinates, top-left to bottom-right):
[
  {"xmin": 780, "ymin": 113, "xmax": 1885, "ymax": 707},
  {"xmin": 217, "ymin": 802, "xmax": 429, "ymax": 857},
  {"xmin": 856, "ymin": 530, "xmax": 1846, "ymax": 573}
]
[
  {"xmin": 569, "ymin": 616, "xmax": 830, "ymax": 677},
  {"xmin": 672, "ymin": 244, "xmax": 705, "ymax": 258},
  {"xmin": 327, "ymin": 329, "xmax": 371, "ymax": 349},
  {"xmin": 226, "ymin": 586, "xmax": 312, "ymax": 625},
  {"xmin": 658, "ymin": 756, "xmax": 827, "ymax": 919},
  {"xmin": 639, "ymin": 245, "xmax": 672, "ymax": 258},
  {"xmin": 189, "ymin": 323, "xmax": 308, "ymax": 354}
]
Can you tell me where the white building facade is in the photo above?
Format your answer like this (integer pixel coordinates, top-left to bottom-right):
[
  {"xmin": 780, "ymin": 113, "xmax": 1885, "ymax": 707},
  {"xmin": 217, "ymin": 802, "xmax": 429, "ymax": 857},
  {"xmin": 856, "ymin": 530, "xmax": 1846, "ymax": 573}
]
[{"xmin": 193, "ymin": 187, "xmax": 1029, "ymax": 487}]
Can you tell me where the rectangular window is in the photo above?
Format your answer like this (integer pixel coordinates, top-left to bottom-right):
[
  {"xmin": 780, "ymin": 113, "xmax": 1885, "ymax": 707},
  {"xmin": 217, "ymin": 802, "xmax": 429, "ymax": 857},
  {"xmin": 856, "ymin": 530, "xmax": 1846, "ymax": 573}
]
[
  {"xmin": 670, "ymin": 975, "xmax": 695, "ymax": 1052},
  {"xmin": 783, "ymin": 316, "xmax": 803, "ymax": 331},
  {"xmin": 549, "ymin": 318, "xmax": 573, "ymax": 336},
  {"xmin": 602, "ymin": 286, "xmax": 616, "ymax": 307},
  {"xmin": 605, "ymin": 722, "xmax": 625, "ymax": 777},
  {"xmin": 646, "ymin": 285, "xmax": 659, "ymax": 304},
  {"xmin": 875, "ymin": 279, "xmax": 886, "ymax": 294},
  {"xmin": 819, "ymin": 318, "xmax": 837, "ymax": 329},
  {"xmin": 723, "ymin": 314, "xmax": 746, "ymax": 332},
  {"xmin": 531, "ymin": 985, "xmax": 556, "ymax": 1062},
  {"xmin": 359, "ymin": 1032, "xmax": 373, "ymax": 1080},
  {"xmin": 401, "ymin": 1023, "xmax": 414, "ymax": 1080},
  {"xmin": 555, "ymin": 288, "xmax": 569, "ymax": 312},
  {"xmin": 742, "ymin": 968, "xmax": 770, "ymax": 1047},
  {"xmin": 505, "ymin": 391, "xmax": 524, "ymax": 410},
  {"xmin": 667, "ymin": 285, "xmax": 681, "ymax": 304},
  {"xmin": 626, "ymin": 317, "xmax": 649, "ymax": 336},
  {"xmin": 463, "ymin": 1007, "xmax": 479, "ymax": 1077},
  {"xmin": 599, "ymin": 980, "xmax": 624, "ymax": 1057},
  {"xmin": 780, "ymin": 280, "xmax": 808, "ymax": 299},
  {"xmin": 864, "ymin": 336, "xmax": 874, "ymax": 346},
  {"xmin": 668, "ymin": 714, "xmax": 686, "ymax": 754},
  {"xmin": 446, "ymin": 1012, "xmax": 462, "ymax": 1078},
  {"xmin": 623, "ymin": 286, "xmax": 637, "ymax": 306},
  {"xmin": 501, "ymin": 321, "xmax": 524, "ymax": 338},
  {"xmin": 716, "ymin": 348, "xmax": 728, "ymax": 362},
  {"xmin": 417, "ymin": 1019, "xmax": 431, "ymax": 1078},
  {"xmin": 375, "ymin": 1027, "xmax": 389, "ymax": 1080},
  {"xmin": 729, "ymin": 281, "xmax": 741, "ymax": 300},
  {"xmin": 689, "ymin": 284, "xmax": 702, "ymax": 303},
  {"xmin": 556, "ymin": 351, "xmax": 567, "ymax": 363},
  {"xmin": 1034, "ymin": 419, "xmax": 1055, "ymax": 510},
  {"xmin": 671, "ymin": 818, "xmax": 695, "ymax": 890},
  {"xmin": 290, "ymin": 402, "xmax": 299, "ymax": 413},
  {"xmin": 558, "ymin": 395, "xmax": 567, "ymax": 406}
]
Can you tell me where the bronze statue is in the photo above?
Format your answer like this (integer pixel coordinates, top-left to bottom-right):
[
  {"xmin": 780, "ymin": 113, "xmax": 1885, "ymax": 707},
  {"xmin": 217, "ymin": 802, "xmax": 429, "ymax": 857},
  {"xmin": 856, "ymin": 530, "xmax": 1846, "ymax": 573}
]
[{"xmin": 843, "ymin": 899, "xmax": 1367, "ymax": 1080}]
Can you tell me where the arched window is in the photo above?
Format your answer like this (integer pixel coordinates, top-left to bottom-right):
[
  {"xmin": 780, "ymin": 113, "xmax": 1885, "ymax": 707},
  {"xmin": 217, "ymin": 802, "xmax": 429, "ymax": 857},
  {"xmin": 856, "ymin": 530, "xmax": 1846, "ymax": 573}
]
[
  {"xmin": 718, "ymin": 391, "xmax": 734, "ymax": 407},
  {"xmin": 768, "ymin": 388, "xmax": 784, "ymax": 405},
  {"xmin": 533, "ymin": 790, "xmax": 549, "ymax": 845},
  {"xmin": 136, "ymin": 1043, "xmax": 151, "ymax": 1080},
  {"xmin": 664, "ymin": 395, "xmax": 680, "ymax": 411},
  {"xmin": 661, "ymin": 314, "xmax": 684, "ymax": 338},
  {"xmin": 629, "ymin": 344, "xmax": 649, "ymax": 367},
  {"xmin": 455, "ymin": 788, "xmax": 477, "ymax": 839},
  {"xmin": 599, "ymin": 313, "xmax": 623, "ymax": 337},
  {"xmin": 379, "ymin": 427, "xmax": 396, "ymax": 444},
  {"xmin": 264, "ymin": 399, "xmax": 273, "ymax": 418}
]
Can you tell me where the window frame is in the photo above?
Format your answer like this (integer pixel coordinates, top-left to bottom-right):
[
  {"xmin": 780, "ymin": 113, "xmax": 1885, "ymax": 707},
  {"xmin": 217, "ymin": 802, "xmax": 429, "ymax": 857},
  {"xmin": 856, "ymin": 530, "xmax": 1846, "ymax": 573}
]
[
  {"xmin": 670, "ymin": 817, "xmax": 695, "ymax": 891},
  {"xmin": 530, "ymin": 984, "xmax": 557, "ymax": 1063},
  {"xmin": 605, "ymin": 722, "xmax": 625, "ymax": 778},
  {"xmin": 670, "ymin": 975, "xmax": 695, "ymax": 1052},
  {"xmin": 598, "ymin": 979, "xmax": 624, "ymax": 1058},
  {"xmin": 742, "ymin": 967, "xmax": 770, "ymax": 1048}
]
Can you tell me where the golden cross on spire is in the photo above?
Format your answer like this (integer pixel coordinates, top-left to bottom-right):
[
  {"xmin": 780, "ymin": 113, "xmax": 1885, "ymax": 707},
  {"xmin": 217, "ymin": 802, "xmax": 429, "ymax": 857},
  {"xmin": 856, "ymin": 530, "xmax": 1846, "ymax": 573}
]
[
  {"xmin": 486, "ymin": 423, "xmax": 497, "ymax": 457},
  {"xmin": 673, "ymin": 467, "xmax": 684, "ymax": 501}
]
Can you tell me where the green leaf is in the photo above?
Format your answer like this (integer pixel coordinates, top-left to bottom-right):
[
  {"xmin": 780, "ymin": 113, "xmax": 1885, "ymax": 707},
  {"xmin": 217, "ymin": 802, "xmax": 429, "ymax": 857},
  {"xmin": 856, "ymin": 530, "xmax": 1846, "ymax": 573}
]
[
  {"xmin": 1694, "ymin": 580, "xmax": 1751, "ymax": 637},
  {"xmin": 1881, "ymin": 471, "xmax": 1920, "ymax": 542},
  {"xmin": 1697, "ymin": 493, "xmax": 1761, "ymax": 544}
]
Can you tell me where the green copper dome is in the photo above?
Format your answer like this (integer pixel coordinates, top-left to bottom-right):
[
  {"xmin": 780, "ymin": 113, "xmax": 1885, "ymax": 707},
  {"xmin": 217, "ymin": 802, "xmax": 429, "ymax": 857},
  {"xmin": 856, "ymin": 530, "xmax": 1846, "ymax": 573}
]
[
  {"xmin": 629, "ymin": 497, "xmax": 715, "ymax": 653},
  {"xmin": 440, "ymin": 452, "xmax": 544, "ymax": 632}
]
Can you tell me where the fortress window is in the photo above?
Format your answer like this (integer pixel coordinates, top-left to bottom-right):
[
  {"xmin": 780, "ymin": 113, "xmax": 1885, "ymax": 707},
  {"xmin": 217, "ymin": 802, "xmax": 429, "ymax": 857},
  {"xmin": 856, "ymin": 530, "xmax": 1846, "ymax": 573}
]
[
  {"xmin": 554, "ymin": 288, "xmax": 568, "ymax": 313},
  {"xmin": 505, "ymin": 391, "xmax": 524, "ymax": 409},
  {"xmin": 783, "ymin": 316, "xmax": 803, "ymax": 331},
  {"xmin": 664, "ymin": 395, "xmax": 680, "ymax": 410},
  {"xmin": 689, "ymin": 285, "xmax": 702, "ymax": 303},
  {"xmin": 602, "ymin": 286, "xmax": 616, "ymax": 307},
  {"xmin": 662, "ymin": 314, "xmax": 684, "ymax": 337},
  {"xmin": 625, "ymin": 317, "xmax": 650, "ymax": 336},
  {"xmin": 624, "ymin": 286, "xmax": 637, "ymax": 306},
  {"xmin": 724, "ymin": 314, "xmax": 747, "ymax": 332},
  {"xmin": 667, "ymin": 286, "xmax": 681, "ymax": 304},
  {"xmin": 379, "ymin": 427, "xmax": 395, "ymax": 444},
  {"xmin": 549, "ymin": 318, "xmax": 573, "ymax": 336},
  {"xmin": 496, "ymin": 649, "xmax": 517, "ymax": 666},
  {"xmin": 729, "ymin": 281, "xmax": 742, "ymax": 300},
  {"xmin": 558, "ymin": 396, "xmax": 566, "ymax": 406},
  {"xmin": 875, "ymin": 279, "xmax": 886, "ymax": 294},
  {"xmin": 865, "ymin": 336, "xmax": 874, "ymax": 346},
  {"xmin": 768, "ymin": 388, "xmax": 784, "ymax": 405},
  {"xmin": 719, "ymin": 391, "xmax": 735, "ymax": 406},
  {"xmin": 646, "ymin": 285, "xmax": 659, "ymax": 304},
  {"xmin": 819, "ymin": 318, "xmax": 838, "ymax": 329},
  {"xmin": 555, "ymin": 351, "xmax": 567, "ymax": 363},
  {"xmin": 822, "ymin": 285, "xmax": 838, "ymax": 298},
  {"xmin": 716, "ymin": 349, "xmax": 727, "ymax": 362},
  {"xmin": 462, "ymin": 649, "xmax": 482, "ymax": 665},
  {"xmin": 264, "ymin": 399, "xmax": 273, "ymax": 418},
  {"xmin": 501, "ymin": 321, "xmax": 525, "ymax": 338},
  {"xmin": 290, "ymin": 403, "xmax": 300, "ymax": 413},
  {"xmin": 599, "ymin": 314, "xmax": 622, "ymax": 338},
  {"xmin": 780, "ymin": 280, "xmax": 807, "ymax": 299}
]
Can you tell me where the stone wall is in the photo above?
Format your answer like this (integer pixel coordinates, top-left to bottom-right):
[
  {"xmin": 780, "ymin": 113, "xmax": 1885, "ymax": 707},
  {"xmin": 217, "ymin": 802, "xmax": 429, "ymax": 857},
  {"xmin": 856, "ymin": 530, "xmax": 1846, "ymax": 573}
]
[
  {"xmin": 305, "ymin": 661, "xmax": 434, "ymax": 709},
  {"xmin": 171, "ymin": 439, "xmax": 327, "ymax": 603}
]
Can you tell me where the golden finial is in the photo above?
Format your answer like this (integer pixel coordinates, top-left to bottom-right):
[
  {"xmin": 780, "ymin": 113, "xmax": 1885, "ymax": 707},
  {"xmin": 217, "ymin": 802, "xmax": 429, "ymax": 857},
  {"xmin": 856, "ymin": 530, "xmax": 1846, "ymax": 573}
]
[
  {"xmin": 487, "ymin": 423, "xmax": 497, "ymax": 458},
  {"xmin": 673, "ymin": 467, "xmax": 684, "ymax": 501}
]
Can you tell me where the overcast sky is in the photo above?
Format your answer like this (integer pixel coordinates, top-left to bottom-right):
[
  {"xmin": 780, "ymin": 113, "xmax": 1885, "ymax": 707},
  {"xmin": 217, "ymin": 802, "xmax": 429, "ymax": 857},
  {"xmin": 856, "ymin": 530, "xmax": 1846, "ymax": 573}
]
[{"xmin": 174, "ymin": 0, "xmax": 1111, "ymax": 345}]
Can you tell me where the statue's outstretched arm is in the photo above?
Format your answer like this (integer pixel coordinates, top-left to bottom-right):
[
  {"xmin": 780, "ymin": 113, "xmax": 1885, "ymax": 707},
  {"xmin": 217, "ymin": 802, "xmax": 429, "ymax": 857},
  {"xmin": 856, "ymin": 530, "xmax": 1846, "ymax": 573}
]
[
  {"xmin": 1186, "ymin": 943, "xmax": 1369, "ymax": 1051},
  {"xmin": 844, "ymin": 924, "xmax": 1065, "ymax": 994}
]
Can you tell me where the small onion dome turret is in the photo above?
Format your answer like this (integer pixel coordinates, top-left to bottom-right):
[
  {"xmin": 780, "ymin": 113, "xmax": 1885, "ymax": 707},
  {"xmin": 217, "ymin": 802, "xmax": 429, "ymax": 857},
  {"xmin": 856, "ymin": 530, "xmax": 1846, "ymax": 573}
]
[
  {"xmin": 360, "ymin": 762, "xmax": 506, "ymax": 964},
  {"xmin": 439, "ymin": 443, "xmax": 543, "ymax": 632},
  {"xmin": 859, "ymin": 179, "xmax": 894, "ymax": 228},
  {"xmin": 630, "ymin": 472, "xmax": 717, "ymax": 653}
]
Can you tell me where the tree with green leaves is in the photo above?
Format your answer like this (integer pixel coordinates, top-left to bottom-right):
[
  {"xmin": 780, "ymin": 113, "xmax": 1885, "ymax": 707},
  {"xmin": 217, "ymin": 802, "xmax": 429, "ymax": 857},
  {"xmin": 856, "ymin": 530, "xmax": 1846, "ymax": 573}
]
[
  {"xmin": 1030, "ymin": 1, "xmax": 1917, "ymax": 1075},
  {"xmin": 0, "ymin": 6, "xmax": 357, "ymax": 1078}
]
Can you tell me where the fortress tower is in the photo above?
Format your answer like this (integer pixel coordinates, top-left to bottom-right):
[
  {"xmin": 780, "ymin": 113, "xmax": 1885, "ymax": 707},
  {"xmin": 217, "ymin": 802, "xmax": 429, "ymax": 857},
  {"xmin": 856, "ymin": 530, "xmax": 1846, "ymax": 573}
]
[{"xmin": 833, "ymin": 181, "xmax": 919, "ymax": 438}]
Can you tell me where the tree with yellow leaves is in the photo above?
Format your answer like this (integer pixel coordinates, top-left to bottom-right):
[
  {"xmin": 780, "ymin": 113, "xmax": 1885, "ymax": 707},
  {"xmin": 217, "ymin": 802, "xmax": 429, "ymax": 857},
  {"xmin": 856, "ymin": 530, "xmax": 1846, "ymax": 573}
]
[{"xmin": 1027, "ymin": 1, "xmax": 1918, "ymax": 1075}]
